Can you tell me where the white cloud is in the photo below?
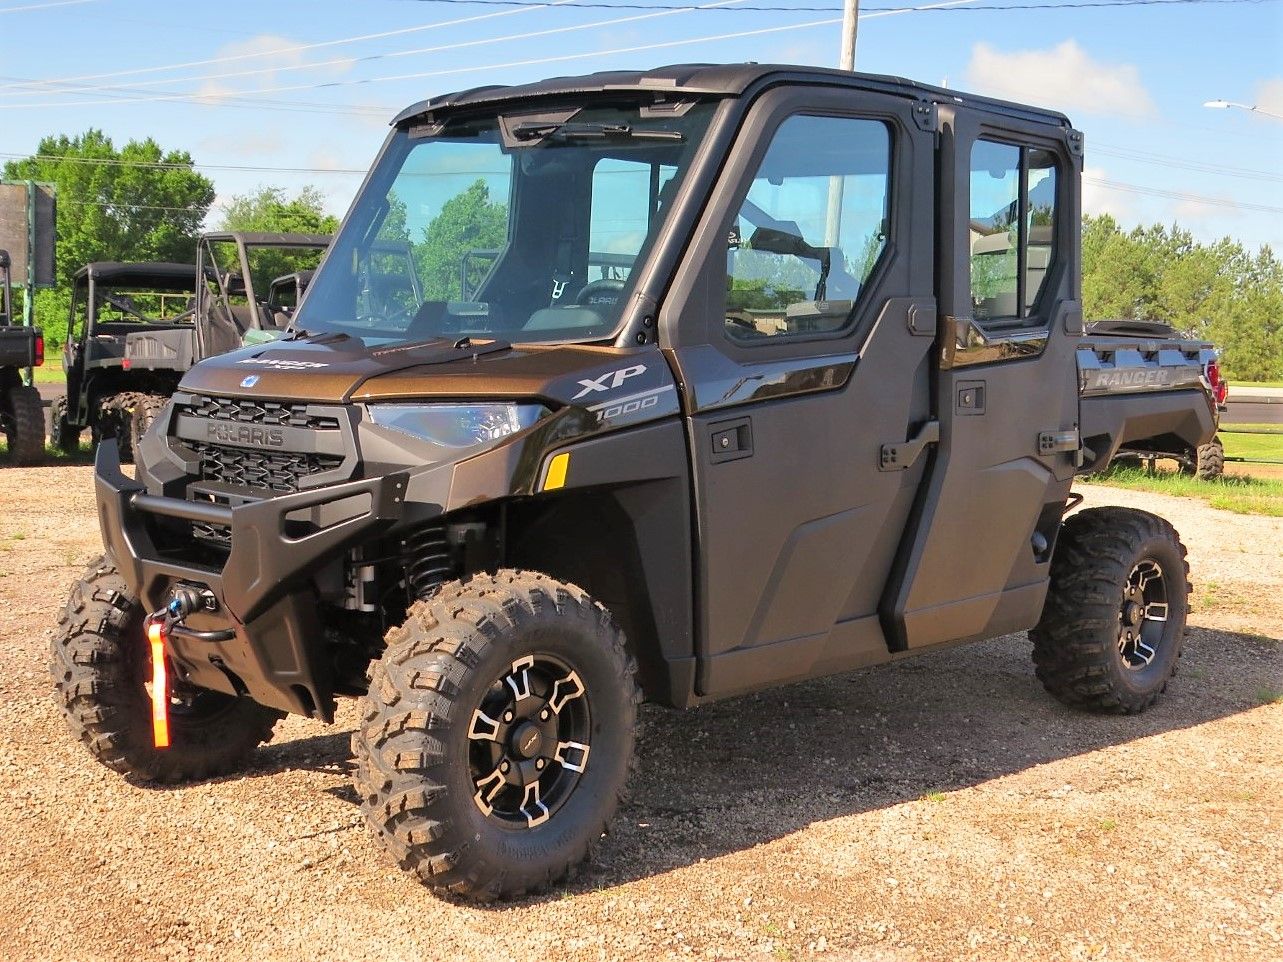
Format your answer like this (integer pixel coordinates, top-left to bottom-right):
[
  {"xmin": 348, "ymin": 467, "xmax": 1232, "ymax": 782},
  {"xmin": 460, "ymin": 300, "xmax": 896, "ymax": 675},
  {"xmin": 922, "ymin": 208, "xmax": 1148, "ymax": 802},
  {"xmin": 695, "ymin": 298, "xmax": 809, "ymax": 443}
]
[
  {"xmin": 1254, "ymin": 77, "xmax": 1283, "ymax": 117},
  {"xmin": 965, "ymin": 41, "xmax": 1156, "ymax": 120},
  {"xmin": 1082, "ymin": 166, "xmax": 1134, "ymax": 220},
  {"xmin": 193, "ymin": 33, "xmax": 353, "ymax": 104}
]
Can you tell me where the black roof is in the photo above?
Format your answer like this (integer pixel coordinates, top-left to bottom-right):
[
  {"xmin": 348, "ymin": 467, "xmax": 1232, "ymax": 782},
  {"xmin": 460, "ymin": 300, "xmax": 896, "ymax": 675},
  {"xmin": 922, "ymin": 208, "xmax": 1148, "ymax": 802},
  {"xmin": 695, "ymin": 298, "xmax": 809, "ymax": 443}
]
[
  {"xmin": 200, "ymin": 232, "xmax": 332, "ymax": 247},
  {"xmin": 73, "ymin": 262, "xmax": 199, "ymax": 290},
  {"xmin": 393, "ymin": 63, "xmax": 1071, "ymax": 128}
]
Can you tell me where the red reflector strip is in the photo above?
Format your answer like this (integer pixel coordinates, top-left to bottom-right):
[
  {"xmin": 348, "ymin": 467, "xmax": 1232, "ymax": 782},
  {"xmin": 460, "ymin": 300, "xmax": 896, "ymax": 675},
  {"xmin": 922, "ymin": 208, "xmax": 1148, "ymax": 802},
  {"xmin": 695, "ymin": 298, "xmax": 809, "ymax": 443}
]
[
  {"xmin": 146, "ymin": 621, "xmax": 170, "ymax": 749},
  {"xmin": 34, "ymin": 334, "xmax": 44, "ymax": 367}
]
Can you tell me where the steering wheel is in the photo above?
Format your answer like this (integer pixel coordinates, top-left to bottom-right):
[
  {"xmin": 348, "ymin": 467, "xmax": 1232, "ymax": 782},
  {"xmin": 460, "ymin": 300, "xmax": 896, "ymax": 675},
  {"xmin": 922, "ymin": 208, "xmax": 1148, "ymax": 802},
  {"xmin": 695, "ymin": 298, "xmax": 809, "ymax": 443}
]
[{"xmin": 575, "ymin": 278, "xmax": 626, "ymax": 311}]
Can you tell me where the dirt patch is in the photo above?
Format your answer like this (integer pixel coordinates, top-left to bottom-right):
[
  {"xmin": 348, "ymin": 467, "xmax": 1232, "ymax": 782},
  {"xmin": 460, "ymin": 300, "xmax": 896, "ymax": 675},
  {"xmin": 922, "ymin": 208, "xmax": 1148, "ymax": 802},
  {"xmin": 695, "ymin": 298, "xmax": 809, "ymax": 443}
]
[{"xmin": 1, "ymin": 465, "xmax": 1280, "ymax": 961}]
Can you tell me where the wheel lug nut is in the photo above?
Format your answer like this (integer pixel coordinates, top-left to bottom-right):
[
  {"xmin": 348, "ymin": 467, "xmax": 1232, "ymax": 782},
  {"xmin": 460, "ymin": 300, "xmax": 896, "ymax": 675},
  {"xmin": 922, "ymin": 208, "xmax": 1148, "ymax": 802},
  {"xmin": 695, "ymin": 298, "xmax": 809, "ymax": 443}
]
[
  {"xmin": 500, "ymin": 760, "xmax": 510, "ymax": 773},
  {"xmin": 539, "ymin": 708, "xmax": 550, "ymax": 721},
  {"xmin": 535, "ymin": 759, "xmax": 545, "ymax": 770},
  {"xmin": 503, "ymin": 711, "xmax": 514, "ymax": 722}
]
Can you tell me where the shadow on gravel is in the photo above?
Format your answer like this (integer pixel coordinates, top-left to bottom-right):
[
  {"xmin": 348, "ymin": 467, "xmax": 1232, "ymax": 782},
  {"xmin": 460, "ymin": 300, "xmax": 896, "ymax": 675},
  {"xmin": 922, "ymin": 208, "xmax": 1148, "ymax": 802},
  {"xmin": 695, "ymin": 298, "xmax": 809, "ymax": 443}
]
[{"xmin": 191, "ymin": 623, "xmax": 1283, "ymax": 904}]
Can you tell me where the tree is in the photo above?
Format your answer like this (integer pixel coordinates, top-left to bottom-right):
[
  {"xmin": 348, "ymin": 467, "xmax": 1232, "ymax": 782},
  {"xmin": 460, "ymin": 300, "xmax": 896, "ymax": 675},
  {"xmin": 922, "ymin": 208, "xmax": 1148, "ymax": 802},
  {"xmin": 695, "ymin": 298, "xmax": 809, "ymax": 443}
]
[
  {"xmin": 416, "ymin": 180, "xmax": 508, "ymax": 301},
  {"xmin": 3, "ymin": 130, "xmax": 215, "ymax": 344},
  {"xmin": 218, "ymin": 186, "xmax": 340, "ymax": 286},
  {"xmin": 1081, "ymin": 215, "xmax": 1283, "ymax": 382}
]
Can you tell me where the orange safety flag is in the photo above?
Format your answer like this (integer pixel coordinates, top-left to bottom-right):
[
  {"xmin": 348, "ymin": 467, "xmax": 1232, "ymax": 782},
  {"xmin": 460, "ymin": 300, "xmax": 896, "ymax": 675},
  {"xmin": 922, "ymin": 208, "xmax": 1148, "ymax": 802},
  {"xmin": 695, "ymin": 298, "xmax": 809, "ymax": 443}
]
[{"xmin": 146, "ymin": 621, "xmax": 171, "ymax": 749}]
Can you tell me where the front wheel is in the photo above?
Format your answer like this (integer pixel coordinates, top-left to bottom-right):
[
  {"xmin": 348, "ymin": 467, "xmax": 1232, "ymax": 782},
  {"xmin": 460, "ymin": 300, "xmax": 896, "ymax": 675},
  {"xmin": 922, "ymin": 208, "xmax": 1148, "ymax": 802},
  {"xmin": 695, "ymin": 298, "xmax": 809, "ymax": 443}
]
[
  {"xmin": 352, "ymin": 571, "xmax": 639, "ymax": 901},
  {"xmin": 1031, "ymin": 507, "xmax": 1190, "ymax": 714},
  {"xmin": 50, "ymin": 556, "xmax": 283, "ymax": 782},
  {"xmin": 128, "ymin": 393, "xmax": 169, "ymax": 459},
  {"xmin": 1193, "ymin": 436, "xmax": 1225, "ymax": 481},
  {"xmin": 49, "ymin": 394, "xmax": 81, "ymax": 453}
]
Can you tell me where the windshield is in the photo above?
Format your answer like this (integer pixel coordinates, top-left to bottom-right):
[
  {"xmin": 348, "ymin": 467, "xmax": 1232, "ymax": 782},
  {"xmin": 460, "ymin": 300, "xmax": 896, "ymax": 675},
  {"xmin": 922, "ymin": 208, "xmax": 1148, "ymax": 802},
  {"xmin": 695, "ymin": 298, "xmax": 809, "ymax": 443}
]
[
  {"xmin": 89, "ymin": 283, "xmax": 196, "ymax": 325},
  {"xmin": 294, "ymin": 101, "xmax": 717, "ymax": 345}
]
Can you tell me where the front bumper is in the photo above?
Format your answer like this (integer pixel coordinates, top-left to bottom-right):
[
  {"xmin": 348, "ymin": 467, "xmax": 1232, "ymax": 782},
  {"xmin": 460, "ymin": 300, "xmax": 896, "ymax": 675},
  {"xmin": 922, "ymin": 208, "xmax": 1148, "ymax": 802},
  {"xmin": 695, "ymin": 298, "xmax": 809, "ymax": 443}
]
[{"xmin": 95, "ymin": 440, "xmax": 406, "ymax": 719}]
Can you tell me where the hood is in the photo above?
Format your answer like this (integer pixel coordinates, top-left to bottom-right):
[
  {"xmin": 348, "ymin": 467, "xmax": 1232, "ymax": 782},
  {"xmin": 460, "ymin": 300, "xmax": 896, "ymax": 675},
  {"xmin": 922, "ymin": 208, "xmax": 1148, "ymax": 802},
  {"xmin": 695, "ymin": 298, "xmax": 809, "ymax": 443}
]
[{"xmin": 179, "ymin": 333, "xmax": 676, "ymax": 411}]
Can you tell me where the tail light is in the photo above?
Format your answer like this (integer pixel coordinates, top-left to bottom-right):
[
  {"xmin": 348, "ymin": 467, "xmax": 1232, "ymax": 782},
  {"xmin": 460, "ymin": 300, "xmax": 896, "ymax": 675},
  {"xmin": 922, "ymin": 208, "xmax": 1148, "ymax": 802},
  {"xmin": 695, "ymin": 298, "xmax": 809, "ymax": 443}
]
[
  {"xmin": 1206, "ymin": 358, "xmax": 1228, "ymax": 406},
  {"xmin": 33, "ymin": 333, "xmax": 44, "ymax": 367}
]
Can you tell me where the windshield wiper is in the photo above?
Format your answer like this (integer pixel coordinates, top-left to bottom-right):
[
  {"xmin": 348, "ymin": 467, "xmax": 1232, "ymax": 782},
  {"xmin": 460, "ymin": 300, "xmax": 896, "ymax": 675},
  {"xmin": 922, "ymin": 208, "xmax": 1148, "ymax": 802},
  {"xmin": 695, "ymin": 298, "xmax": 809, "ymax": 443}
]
[{"xmin": 511, "ymin": 121, "xmax": 683, "ymax": 143}]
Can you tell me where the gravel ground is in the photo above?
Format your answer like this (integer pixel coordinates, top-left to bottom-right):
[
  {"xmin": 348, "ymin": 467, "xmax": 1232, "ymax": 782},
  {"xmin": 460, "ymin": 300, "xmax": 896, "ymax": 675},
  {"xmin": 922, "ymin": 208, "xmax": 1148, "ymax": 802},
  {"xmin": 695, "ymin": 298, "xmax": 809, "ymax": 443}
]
[{"xmin": 1, "ymin": 465, "xmax": 1279, "ymax": 962}]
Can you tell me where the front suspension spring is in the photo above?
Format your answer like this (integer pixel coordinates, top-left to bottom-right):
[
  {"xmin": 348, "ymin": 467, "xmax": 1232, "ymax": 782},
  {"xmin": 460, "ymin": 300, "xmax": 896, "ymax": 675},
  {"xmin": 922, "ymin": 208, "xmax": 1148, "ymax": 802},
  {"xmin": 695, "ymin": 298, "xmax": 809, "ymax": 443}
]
[{"xmin": 402, "ymin": 523, "xmax": 452, "ymax": 601}]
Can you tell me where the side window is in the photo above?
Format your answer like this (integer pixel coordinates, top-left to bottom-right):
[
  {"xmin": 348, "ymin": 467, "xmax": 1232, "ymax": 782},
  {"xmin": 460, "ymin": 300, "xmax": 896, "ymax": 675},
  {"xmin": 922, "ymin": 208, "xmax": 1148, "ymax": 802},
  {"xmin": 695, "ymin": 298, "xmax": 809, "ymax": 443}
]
[
  {"xmin": 725, "ymin": 114, "xmax": 891, "ymax": 342},
  {"xmin": 969, "ymin": 140, "xmax": 1058, "ymax": 326},
  {"xmin": 590, "ymin": 159, "xmax": 676, "ymax": 284}
]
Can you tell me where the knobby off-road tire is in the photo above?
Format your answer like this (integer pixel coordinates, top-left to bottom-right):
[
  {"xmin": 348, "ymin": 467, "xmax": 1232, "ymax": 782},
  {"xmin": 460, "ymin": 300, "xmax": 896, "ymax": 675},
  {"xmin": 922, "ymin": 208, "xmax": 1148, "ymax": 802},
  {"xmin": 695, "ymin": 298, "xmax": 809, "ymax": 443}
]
[
  {"xmin": 1031, "ymin": 507, "xmax": 1190, "ymax": 714},
  {"xmin": 3, "ymin": 384, "xmax": 44, "ymax": 465},
  {"xmin": 1193, "ymin": 436, "xmax": 1225, "ymax": 481},
  {"xmin": 128, "ymin": 393, "xmax": 168, "ymax": 460},
  {"xmin": 51, "ymin": 555, "xmax": 283, "ymax": 783},
  {"xmin": 98, "ymin": 392, "xmax": 140, "ymax": 463},
  {"xmin": 352, "ymin": 571, "xmax": 640, "ymax": 901},
  {"xmin": 49, "ymin": 394, "xmax": 80, "ymax": 453}
]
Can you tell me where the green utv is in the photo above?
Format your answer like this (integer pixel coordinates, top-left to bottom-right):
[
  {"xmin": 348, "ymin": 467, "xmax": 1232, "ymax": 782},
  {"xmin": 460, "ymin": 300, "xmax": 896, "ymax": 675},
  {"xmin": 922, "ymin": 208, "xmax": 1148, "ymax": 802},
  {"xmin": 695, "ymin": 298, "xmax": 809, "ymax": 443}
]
[{"xmin": 52, "ymin": 65, "xmax": 1219, "ymax": 900}]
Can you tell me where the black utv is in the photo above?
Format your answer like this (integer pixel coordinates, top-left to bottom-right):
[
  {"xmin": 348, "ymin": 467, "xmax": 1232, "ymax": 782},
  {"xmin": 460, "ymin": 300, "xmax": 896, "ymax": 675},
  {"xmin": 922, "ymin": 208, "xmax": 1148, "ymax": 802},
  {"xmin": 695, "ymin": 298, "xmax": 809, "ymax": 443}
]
[
  {"xmin": 53, "ymin": 64, "xmax": 1218, "ymax": 901},
  {"xmin": 0, "ymin": 248, "xmax": 45, "ymax": 466},
  {"xmin": 51, "ymin": 262, "xmax": 201, "ymax": 458}
]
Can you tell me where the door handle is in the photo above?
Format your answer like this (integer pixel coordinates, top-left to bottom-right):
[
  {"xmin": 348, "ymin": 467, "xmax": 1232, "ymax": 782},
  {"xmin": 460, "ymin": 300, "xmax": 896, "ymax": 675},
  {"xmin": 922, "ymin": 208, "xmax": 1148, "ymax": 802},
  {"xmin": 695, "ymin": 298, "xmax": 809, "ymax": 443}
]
[
  {"xmin": 879, "ymin": 419, "xmax": 940, "ymax": 472},
  {"xmin": 709, "ymin": 416, "xmax": 753, "ymax": 464}
]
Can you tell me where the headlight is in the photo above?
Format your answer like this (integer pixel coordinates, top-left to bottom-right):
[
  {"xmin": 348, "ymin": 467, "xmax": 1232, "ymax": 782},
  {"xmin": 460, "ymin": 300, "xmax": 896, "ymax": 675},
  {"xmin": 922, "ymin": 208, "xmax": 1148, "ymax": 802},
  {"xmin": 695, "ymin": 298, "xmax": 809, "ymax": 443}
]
[{"xmin": 367, "ymin": 403, "xmax": 548, "ymax": 448}]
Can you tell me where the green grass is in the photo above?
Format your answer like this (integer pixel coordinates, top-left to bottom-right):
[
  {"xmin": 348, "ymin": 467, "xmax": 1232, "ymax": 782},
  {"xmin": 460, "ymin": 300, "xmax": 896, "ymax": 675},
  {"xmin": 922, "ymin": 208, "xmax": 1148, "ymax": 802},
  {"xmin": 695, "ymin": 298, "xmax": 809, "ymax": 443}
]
[
  {"xmin": 1229, "ymin": 380, "xmax": 1283, "ymax": 389},
  {"xmin": 31, "ymin": 356, "xmax": 64, "ymax": 384},
  {"xmin": 1220, "ymin": 425, "xmax": 1283, "ymax": 464},
  {"xmin": 1256, "ymin": 687, "xmax": 1283, "ymax": 706},
  {"xmin": 1083, "ymin": 465, "xmax": 1283, "ymax": 517}
]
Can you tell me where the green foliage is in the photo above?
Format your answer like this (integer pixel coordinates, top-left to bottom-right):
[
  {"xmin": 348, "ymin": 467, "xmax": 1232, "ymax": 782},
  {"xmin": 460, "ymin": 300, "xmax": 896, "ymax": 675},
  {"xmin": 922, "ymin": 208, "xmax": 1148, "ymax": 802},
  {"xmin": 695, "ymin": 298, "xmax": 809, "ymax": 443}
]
[
  {"xmin": 217, "ymin": 186, "xmax": 339, "ymax": 288},
  {"xmin": 4, "ymin": 130, "xmax": 215, "ymax": 347},
  {"xmin": 1082, "ymin": 215, "xmax": 1283, "ymax": 382},
  {"xmin": 415, "ymin": 180, "xmax": 508, "ymax": 301}
]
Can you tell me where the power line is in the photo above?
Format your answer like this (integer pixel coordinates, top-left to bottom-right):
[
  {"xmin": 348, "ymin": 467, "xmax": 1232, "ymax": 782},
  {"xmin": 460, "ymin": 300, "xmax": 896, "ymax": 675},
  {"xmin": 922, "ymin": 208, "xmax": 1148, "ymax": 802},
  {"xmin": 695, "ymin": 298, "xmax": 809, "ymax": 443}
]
[
  {"xmin": 1094, "ymin": 145, "xmax": 1283, "ymax": 183},
  {"xmin": 0, "ymin": 0, "xmax": 97, "ymax": 13},
  {"xmin": 1083, "ymin": 176, "xmax": 1283, "ymax": 215},
  {"xmin": 0, "ymin": 0, "xmax": 753, "ymax": 98},
  {"xmin": 0, "ymin": 0, "xmax": 987, "ymax": 109},
  {"xmin": 392, "ymin": 0, "xmax": 1275, "ymax": 7},
  {"xmin": 0, "ymin": 151, "xmax": 368, "ymax": 175},
  {"xmin": 0, "ymin": 0, "xmax": 579, "ymax": 93}
]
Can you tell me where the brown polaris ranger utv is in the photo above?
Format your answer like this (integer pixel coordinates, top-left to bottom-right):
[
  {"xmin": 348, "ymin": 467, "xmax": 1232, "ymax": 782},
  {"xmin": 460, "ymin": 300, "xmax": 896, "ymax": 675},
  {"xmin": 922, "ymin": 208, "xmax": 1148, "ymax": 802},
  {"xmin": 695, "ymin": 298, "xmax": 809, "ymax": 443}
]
[{"xmin": 52, "ymin": 64, "xmax": 1218, "ymax": 901}]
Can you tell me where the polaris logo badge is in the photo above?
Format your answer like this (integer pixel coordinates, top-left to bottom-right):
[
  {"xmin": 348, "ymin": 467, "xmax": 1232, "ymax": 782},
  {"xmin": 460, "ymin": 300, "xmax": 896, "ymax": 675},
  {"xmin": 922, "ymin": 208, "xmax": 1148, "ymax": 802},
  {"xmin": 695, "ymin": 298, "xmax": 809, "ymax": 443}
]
[
  {"xmin": 572, "ymin": 364, "xmax": 646, "ymax": 400},
  {"xmin": 240, "ymin": 375, "xmax": 260, "ymax": 388},
  {"xmin": 238, "ymin": 358, "xmax": 328, "ymax": 370},
  {"xmin": 207, "ymin": 422, "xmax": 285, "ymax": 447}
]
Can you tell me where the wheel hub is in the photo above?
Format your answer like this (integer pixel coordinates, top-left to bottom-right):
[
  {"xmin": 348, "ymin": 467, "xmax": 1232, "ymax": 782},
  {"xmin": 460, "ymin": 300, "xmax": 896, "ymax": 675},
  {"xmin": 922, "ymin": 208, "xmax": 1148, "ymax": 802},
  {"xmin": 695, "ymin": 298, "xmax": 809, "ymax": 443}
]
[
  {"xmin": 467, "ymin": 654, "xmax": 592, "ymax": 828},
  {"xmin": 510, "ymin": 721, "xmax": 545, "ymax": 759},
  {"xmin": 1117, "ymin": 559, "xmax": 1169, "ymax": 670}
]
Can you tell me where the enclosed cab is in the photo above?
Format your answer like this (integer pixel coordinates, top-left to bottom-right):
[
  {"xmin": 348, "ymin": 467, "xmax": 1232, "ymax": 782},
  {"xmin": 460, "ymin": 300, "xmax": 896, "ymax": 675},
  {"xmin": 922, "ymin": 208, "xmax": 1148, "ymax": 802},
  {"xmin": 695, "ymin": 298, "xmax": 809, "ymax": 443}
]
[{"xmin": 53, "ymin": 65, "xmax": 1216, "ymax": 901}]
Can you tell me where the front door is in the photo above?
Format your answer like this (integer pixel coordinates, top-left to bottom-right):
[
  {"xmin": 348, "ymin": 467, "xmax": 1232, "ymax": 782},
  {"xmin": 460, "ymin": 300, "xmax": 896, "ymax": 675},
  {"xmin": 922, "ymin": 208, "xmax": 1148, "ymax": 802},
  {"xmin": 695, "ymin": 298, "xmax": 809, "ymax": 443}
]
[{"xmin": 661, "ymin": 86, "xmax": 938, "ymax": 698}]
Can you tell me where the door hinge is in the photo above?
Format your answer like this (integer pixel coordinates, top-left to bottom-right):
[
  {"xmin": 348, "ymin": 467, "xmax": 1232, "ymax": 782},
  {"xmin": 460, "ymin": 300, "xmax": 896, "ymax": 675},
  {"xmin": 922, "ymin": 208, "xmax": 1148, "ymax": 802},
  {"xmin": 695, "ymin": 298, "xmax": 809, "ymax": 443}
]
[
  {"xmin": 1038, "ymin": 429, "xmax": 1083, "ymax": 466},
  {"xmin": 880, "ymin": 419, "xmax": 940, "ymax": 472}
]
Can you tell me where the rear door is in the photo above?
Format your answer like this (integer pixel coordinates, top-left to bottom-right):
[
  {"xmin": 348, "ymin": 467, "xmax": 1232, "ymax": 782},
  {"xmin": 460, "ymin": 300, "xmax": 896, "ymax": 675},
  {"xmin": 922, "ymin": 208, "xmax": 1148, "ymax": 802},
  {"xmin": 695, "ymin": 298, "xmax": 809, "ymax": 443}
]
[
  {"xmin": 883, "ymin": 109, "xmax": 1084, "ymax": 651},
  {"xmin": 660, "ymin": 85, "xmax": 938, "ymax": 698}
]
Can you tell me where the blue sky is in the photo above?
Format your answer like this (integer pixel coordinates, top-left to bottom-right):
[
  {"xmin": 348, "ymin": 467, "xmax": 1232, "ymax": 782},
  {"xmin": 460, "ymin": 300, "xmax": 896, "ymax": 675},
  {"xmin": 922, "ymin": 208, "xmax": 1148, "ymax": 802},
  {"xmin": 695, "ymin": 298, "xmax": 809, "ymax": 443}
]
[{"xmin": 1, "ymin": 0, "xmax": 1280, "ymax": 250}]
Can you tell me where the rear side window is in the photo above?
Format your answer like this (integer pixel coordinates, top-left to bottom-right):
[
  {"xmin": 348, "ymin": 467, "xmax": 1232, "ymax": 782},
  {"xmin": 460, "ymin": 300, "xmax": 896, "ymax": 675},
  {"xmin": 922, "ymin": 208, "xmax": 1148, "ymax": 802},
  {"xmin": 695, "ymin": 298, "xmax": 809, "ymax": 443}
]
[
  {"xmin": 724, "ymin": 115, "xmax": 892, "ymax": 342},
  {"xmin": 969, "ymin": 140, "xmax": 1058, "ymax": 326}
]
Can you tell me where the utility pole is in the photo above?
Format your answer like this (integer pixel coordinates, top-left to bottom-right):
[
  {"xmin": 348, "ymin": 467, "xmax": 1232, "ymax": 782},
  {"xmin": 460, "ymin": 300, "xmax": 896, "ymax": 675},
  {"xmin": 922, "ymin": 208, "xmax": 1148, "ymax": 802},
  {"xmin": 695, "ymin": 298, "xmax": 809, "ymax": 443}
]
[{"xmin": 825, "ymin": 0, "xmax": 859, "ymax": 248}]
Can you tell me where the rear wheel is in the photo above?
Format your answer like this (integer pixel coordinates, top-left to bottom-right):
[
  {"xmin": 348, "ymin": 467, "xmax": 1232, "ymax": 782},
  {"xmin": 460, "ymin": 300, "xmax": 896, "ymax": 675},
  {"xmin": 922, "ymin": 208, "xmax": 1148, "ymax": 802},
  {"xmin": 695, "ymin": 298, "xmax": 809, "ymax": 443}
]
[
  {"xmin": 1031, "ymin": 507, "xmax": 1189, "ymax": 714},
  {"xmin": 352, "ymin": 571, "xmax": 639, "ymax": 901},
  {"xmin": 1193, "ymin": 436, "xmax": 1224, "ymax": 481},
  {"xmin": 49, "ymin": 394, "xmax": 80, "ymax": 453},
  {"xmin": 50, "ymin": 555, "xmax": 283, "ymax": 782},
  {"xmin": 99, "ymin": 392, "xmax": 139, "ymax": 463},
  {"xmin": 2, "ymin": 383, "xmax": 44, "ymax": 465}
]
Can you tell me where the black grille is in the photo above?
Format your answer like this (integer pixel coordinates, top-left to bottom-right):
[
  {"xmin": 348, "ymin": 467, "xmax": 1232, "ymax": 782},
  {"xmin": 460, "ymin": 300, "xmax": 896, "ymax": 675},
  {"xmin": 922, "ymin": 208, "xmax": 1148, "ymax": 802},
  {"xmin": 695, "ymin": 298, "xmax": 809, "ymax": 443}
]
[
  {"xmin": 183, "ymin": 394, "xmax": 340, "ymax": 431},
  {"xmin": 191, "ymin": 519, "xmax": 231, "ymax": 547},
  {"xmin": 188, "ymin": 441, "xmax": 344, "ymax": 493}
]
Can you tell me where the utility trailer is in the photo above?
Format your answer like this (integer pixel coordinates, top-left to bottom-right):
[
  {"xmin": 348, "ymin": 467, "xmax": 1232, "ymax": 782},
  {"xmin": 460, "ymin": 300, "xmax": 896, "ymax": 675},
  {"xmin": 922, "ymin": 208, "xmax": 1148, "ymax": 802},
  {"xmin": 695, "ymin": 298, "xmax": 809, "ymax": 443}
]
[{"xmin": 54, "ymin": 64, "xmax": 1218, "ymax": 901}]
